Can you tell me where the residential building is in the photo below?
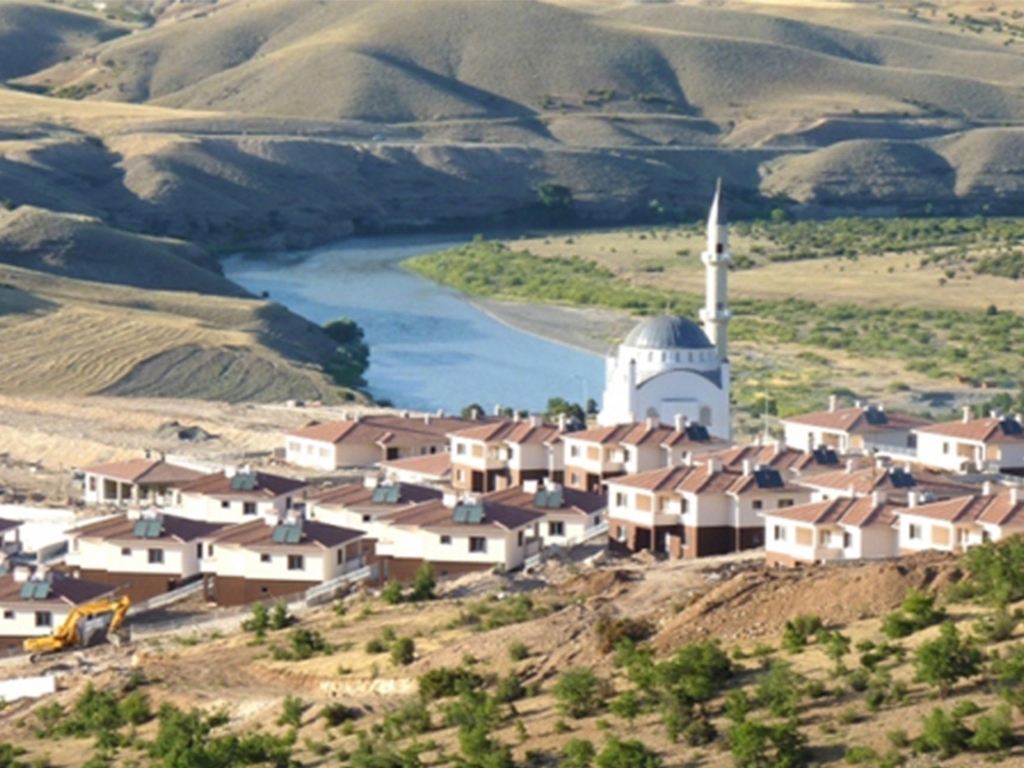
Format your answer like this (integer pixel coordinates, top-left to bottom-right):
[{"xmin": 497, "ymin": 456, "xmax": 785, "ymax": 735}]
[
  {"xmin": 374, "ymin": 497, "xmax": 544, "ymax": 581},
  {"xmin": 65, "ymin": 513, "xmax": 222, "ymax": 603},
  {"xmin": 605, "ymin": 459, "xmax": 812, "ymax": 558},
  {"xmin": 177, "ymin": 469, "xmax": 306, "ymax": 524},
  {"xmin": 913, "ymin": 411, "xmax": 1024, "ymax": 474},
  {"xmin": 897, "ymin": 486, "xmax": 1024, "ymax": 555},
  {"xmin": 201, "ymin": 516, "xmax": 372, "ymax": 606},
  {"xmin": 782, "ymin": 398, "xmax": 930, "ymax": 456},
  {"xmin": 561, "ymin": 417, "xmax": 726, "ymax": 494},
  {"xmin": 794, "ymin": 462, "xmax": 978, "ymax": 504},
  {"xmin": 484, "ymin": 484, "xmax": 606, "ymax": 548},
  {"xmin": 0, "ymin": 518, "xmax": 21, "ymax": 555},
  {"xmin": 306, "ymin": 480, "xmax": 442, "ymax": 531},
  {"xmin": 0, "ymin": 569, "xmax": 116, "ymax": 651},
  {"xmin": 285, "ymin": 412, "xmax": 481, "ymax": 470},
  {"xmin": 380, "ymin": 453, "xmax": 451, "ymax": 486},
  {"xmin": 449, "ymin": 417, "xmax": 563, "ymax": 493},
  {"xmin": 80, "ymin": 458, "xmax": 204, "ymax": 507},
  {"xmin": 699, "ymin": 441, "xmax": 845, "ymax": 482},
  {"xmin": 763, "ymin": 494, "xmax": 900, "ymax": 567},
  {"xmin": 599, "ymin": 182, "xmax": 732, "ymax": 440}
]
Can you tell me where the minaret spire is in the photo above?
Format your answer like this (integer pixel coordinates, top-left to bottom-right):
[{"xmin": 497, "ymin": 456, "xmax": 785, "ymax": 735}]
[{"xmin": 699, "ymin": 178, "xmax": 732, "ymax": 361}]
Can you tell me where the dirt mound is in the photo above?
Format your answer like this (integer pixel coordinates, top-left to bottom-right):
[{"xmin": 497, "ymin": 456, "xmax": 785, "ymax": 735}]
[
  {"xmin": 651, "ymin": 551, "xmax": 961, "ymax": 652},
  {"xmin": 153, "ymin": 420, "xmax": 214, "ymax": 442}
]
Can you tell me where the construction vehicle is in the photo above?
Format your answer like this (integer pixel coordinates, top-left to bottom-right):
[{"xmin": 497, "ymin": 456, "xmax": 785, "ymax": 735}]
[{"xmin": 24, "ymin": 596, "xmax": 131, "ymax": 660}]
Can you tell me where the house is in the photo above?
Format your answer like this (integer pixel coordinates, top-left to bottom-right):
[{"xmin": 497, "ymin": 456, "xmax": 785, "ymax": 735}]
[
  {"xmin": 561, "ymin": 417, "xmax": 726, "ymax": 494},
  {"xmin": 285, "ymin": 412, "xmax": 481, "ymax": 470},
  {"xmin": 177, "ymin": 469, "xmax": 307, "ymax": 524},
  {"xmin": 484, "ymin": 484, "xmax": 606, "ymax": 548},
  {"xmin": 0, "ymin": 518, "xmax": 21, "ymax": 555},
  {"xmin": 0, "ymin": 568, "xmax": 116, "ymax": 651},
  {"xmin": 782, "ymin": 398, "xmax": 930, "ymax": 456},
  {"xmin": 605, "ymin": 458, "xmax": 812, "ymax": 558},
  {"xmin": 449, "ymin": 417, "xmax": 563, "ymax": 493},
  {"xmin": 794, "ymin": 462, "xmax": 978, "ymax": 504},
  {"xmin": 200, "ymin": 515, "xmax": 373, "ymax": 606},
  {"xmin": 913, "ymin": 411, "xmax": 1024, "ymax": 474},
  {"xmin": 306, "ymin": 480, "xmax": 443, "ymax": 531},
  {"xmin": 380, "ymin": 453, "xmax": 452, "ymax": 486},
  {"xmin": 65, "ymin": 512, "xmax": 223, "ymax": 603},
  {"xmin": 373, "ymin": 496, "xmax": 544, "ymax": 581},
  {"xmin": 763, "ymin": 494, "xmax": 900, "ymax": 567},
  {"xmin": 701, "ymin": 441, "xmax": 846, "ymax": 482},
  {"xmin": 79, "ymin": 458, "xmax": 205, "ymax": 507},
  {"xmin": 897, "ymin": 486, "xmax": 1024, "ymax": 555}
]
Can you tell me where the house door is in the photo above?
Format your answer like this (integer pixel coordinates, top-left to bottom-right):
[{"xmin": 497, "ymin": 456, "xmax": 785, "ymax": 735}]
[{"xmin": 634, "ymin": 528, "xmax": 652, "ymax": 552}]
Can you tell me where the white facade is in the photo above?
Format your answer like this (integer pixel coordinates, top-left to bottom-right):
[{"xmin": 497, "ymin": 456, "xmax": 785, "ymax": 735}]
[
  {"xmin": 203, "ymin": 542, "xmax": 359, "ymax": 583},
  {"xmin": 915, "ymin": 430, "xmax": 1024, "ymax": 474},
  {"xmin": 376, "ymin": 523, "xmax": 538, "ymax": 573},
  {"xmin": 764, "ymin": 516, "xmax": 897, "ymax": 565},
  {"xmin": 67, "ymin": 535, "xmax": 203, "ymax": 581},
  {"xmin": 285, "ymin": 436, "xmax": 345, "ymax": 472},
  {"xmin": 0, "ymin": 601, "xmax": 84, "ymax": 642},
  {"xmin": 178, "ymin": 492, "xmax": 295, "ymax": 525}
]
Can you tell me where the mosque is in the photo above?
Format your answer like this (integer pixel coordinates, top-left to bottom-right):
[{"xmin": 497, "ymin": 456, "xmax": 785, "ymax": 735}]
[{"xmin": 598, "ymin": 181, "xmax": 733, "ymax": 440}]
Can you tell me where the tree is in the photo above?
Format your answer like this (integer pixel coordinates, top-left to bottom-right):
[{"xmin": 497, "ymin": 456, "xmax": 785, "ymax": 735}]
[
  {"xmin": 535, "ymin": 182, "xmax": 575, "ymax": 220},
  {"xmin": 609, "ymin": 690, "xmax": 642, "ymax": 726},
  {"xmin": 912, "ymin": 707, "xmax": 971, "ymax": 759},
  {"xmin": 381, "ymin": 579, "xmax": 403, "ymax": 605},
  {"xmin": 324, "ymin": 317, "xmax": 365, "ymax": 346},
  {"xmin": 546, "ymin": 397, "xmax": 585, "ymax": 425},
  {"xmin": 278, "ymin": 696, "xmax": 304, "ymax": 727},
  {"xmin": 552, "ymin": 668, "xmax": 606, "ymax": 719},
  {"xmin": 410, "ymin": 562, "xmax": 436, "ymax": 602},
  {"xmin": 595, "ymin": 738, "xmax": 662, "ymax": 768},
  {"xmin": 914, "ymin": 622, "xmax": 983, "ymax": 696},
  {"xmin": 391, "ymin": 637, "xmax": 415, "ymax": 667},
  {"xmin": 561, "ymin": 738, "xmax": 596, "ymax": 768},
  {"xmin": 461, "ymin": 403, "xmax": 485, "ymax": 419},
  {"xmin": 727, "ymin": 717, "xmax": 809, "ymax": 768}
]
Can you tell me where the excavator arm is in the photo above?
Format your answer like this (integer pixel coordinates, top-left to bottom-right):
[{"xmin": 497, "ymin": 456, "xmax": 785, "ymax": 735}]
[{"xmin": 24, "ymin": 596, "xmax": 131, "ymax": 656}]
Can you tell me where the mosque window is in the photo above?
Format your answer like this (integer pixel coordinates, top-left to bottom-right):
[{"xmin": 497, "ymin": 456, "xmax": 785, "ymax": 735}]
[
  {"xmin": 716, "ymin": 243, "xmax": 724, "ymax": 254},
  {"xmin": 699, "ymin": 406, "xmax": 712, "ymax": 426}
]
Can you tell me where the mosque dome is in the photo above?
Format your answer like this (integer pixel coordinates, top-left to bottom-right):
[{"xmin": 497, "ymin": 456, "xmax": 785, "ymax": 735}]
[{"xmin": 622, "ymin": 316, "xmax": 713, "ymax": 350}]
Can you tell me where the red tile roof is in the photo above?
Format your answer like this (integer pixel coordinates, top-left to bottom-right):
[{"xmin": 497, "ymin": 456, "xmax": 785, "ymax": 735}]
[
  {"xmin": 901, "ymin": 490, "xmax": 1024, "ymax": 526},
  {"xmin": 764, "ymin": 497, "xmax": 898, "ymax": 529},
  {"xmin": 915, "ymin": 416, "xmax": 1024, "ymax": 444},
  {"xmin": 483, "ymin": 486, "xmax": 606, "ymax": 518},
  {"xmin": 795, "ymin": 466, "xmax": 977, "ymax": 500},
  {"xmin": 208, "ymin": 518, "xmax": 366, "ymax": 549},
  {"xmin": 309, "ymin": 482, "xmax": 442, "ymax": 509},
  {"xmin": 0, "ymin": 571, "xmax": 116, "ymax": 606},
  {"xmin": 180, "ymin": 471, "xmax": 306, "ymax": 499},
  {"xmin": 70, "ymin": 513, "xmax": 223, "ymax": 543},
  {"xmin": 289, "ymin": 414, "xmax": 485, "ymax": 446},
  {"xmin": 561, "ymin": 422, "xmax": 726, "ymax": 449},
  {"xmin": 80, "ymin": 459, "xmax": 204, "ymax": 485},
  {"xmin": 380, "ymin": 498, "xmax": 543, "ymax": 532},
  {"xmin": 379, "ymin": 453, "xmax": 452, "ymax": 479},
  {"xmin": 606, "ymin": 463, "xmax": 802, "ymax": 497},
  {"xmin": 784, "ymin": 406, "xmax": 931, "ymax": 433},
  {"xmin": 449, "ymin": 420, "xmax": 561, "ymax": 445}
]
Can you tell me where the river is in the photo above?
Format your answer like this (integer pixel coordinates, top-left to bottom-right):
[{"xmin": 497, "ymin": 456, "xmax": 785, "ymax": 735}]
[{"xmin": 222, "ymin": 236, "xmax": 605, "ymax": 414}]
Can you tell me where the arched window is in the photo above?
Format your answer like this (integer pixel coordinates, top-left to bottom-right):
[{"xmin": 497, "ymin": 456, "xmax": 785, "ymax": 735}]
[{"xmin": 699, "ymin": 406, "xmax": 712, "ymax": 426}]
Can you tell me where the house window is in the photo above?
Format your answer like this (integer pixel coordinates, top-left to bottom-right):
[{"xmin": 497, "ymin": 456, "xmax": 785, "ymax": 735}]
[
  {"xmin": 3, "ymin": 610, "xmax": 13, "ymax": 620},
  {"xmin": 285, "ymin": 497, "xmax": 293, "ymax": 509},
  {"xmin": 518, "ymin": 531, "xmax": 524, "ymax": 546},
  {"xmin": 88, "ymin": 477, "xmax": 97, "ymax": 491},
  {"xmin": 615, "ymin": 492, "xmax": 627, "ymax": 507},
  {"xmin": 623, "ymin": 449, "xmax": 631, "ymax": 463},
  {"xmin": 456, "ymin": 469, "xmax": 465, "ymax": 482},
  {"xmin": 362, "ymin": 514, "xmax": 371, "ymax": 523},
  {"xmin": 337, "ymin": 549, "xmax": 345, "ymax": 565},
  {"xmin": 456, "ymin": 443, "xmax": 466, "ymax": 456},
  {"xmin": 616, "ymin": 525, "xmax": 627, "ymax": 543},
  {"xmin": 773, "ymin": 525, "xmax": 787, "ymax": 542},
  {"xmin": 909, "ymin": 524, "xmax": 922, "ymax": 540},
  {"xmin": 469, "ymin": 537, "xmax": 487, "ymax": 553},
  {"xmin": 221, "ymin": 500, "xmax": 230, "ymax": 509},
  {"xmin": 843, "ymin": 532, "xmax": 852, "ymax": 549},
  {"xmin": 35, "ymin": 611, "xmax": 52, "ymax": 627},
  {"xmin": 440, "ymin": 535, "xmax": 452, "ymax": 545},
  {"xmin": 196, "ymin": 543, "xmax": 203, "ymax": 559},
  {"xmin": 982, "ymin": 530, "xmax": 992, "ymax": 543},
  {"xmin": 261, "ymin": 553, "xmax": 272, "ymax": 564},
  {"xmin": 570, "ymin": 473, "xmax": 581, "ymax": 486},
  {"xmin": 942, "ymin": 442, "xmax": 950, "ymax": 455},
  {"xmin": 121, "ymin": 547, "xmax": 131, "ymax": 557},
  {"xmin": 570, "ymin": 445, "xmax": 580, "ymax": 458},
  {"xmin": 243, "ymin": 502, "xmax": 257, "ymax": 516},
  {"xmin": 208, "ymin": 544, "xmax": 215, "ymax": 557},
  {"xmin": 507, "ymin": 447, "xmax": 515, "ymax": 460},
  {"xmin": 148, "ymin": 548, "xmax": 164, "ymax": 564},
  {"xmin": 752, "ymin": 500, "xmax": 763, "ymax": 511},
  {"xmin": 548, "ymin": 521, "xmax": 565, "ymax": 537},
  {"xmin": 778, "ymin": 499, "xmax": 794, "ymax": 508},
  {"xmin": 288, "ymin": 555, "xmax": 304, "ymax": 571}
]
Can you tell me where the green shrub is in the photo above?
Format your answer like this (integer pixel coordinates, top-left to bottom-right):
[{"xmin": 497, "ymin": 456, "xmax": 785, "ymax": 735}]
[
  {"xmin": 882, "ymin": 590, "xmax": 946, "ymax": 639},
  {"xmin": 913, "ymin": 707, "xmax": 971, "ymax": 759},
  {"xmin": 781, "ymin": 614, "xmax": 823, "ymax": 654},
  {"xmin": 269, "ymin": 600, "xmax": 293, "ymax": 630},
  {"xmin": 726, "ymin": 717, "xmax": 809, "ymax": 768},
  {"xmin": 560, "ymin": 738, "xmax": 595, "ymax": 768},
  {"xmin": 242, "ymin": 602, "xmax": 269, "ymax": 638},
  {"xmin": 380, "ymin": 699, "xmax": 432, "ymax": 739},
  {"xmin": 320, "ymin": 703, "xmax": 359, "ymax": 727},
  {"xmin": 390, "ymin": 637, "xmax": 415, "ymax": 666},
  {"xmin": 608, "ymin": 690, "xmax": 643, "ymax": 725},
  {"xmin": 593, "ymin": 615, "xmax": 654, "ymax": 654},
  {"xmin": 278, "ymin": 695, "xmax": 304, "ymax": 728},
  {"xmin": 913, "ymin": 622, "xmax": 983, "ymax": 696},
  {"xmin": 117, "ymin": 690, "xmax": 151, "ymax": 726},
  {"xmin": 970, "ymin": 704, "xmax": 1015, "ymax": 752},
  {"xmin": 381, "ymin": 580, "xmax": 403, "ymax": 605},
  {"xmin": 972, "ymin": 607, "xmax": 1021, "ymax": 643},
  {"xmin": 493, "ymin": 672, "xmax": 525, "ymax": 704},
  {"xmin": 410, "ymin": 563, "xmax": 436, "ymax": 602},
  {"xmin": 755, "ymin": 661, "xmax": 804, "ymax": 718},
  {"xmin": 418, "ymin": 667, "xmax": 484, "ymax": 700},
  {"xmin": 844, "ymin": 746, "xmax": 877, "ymax": 764},
  {"xmin": 552, "ymin": 669, "xmax": 607, "ymax": 719},
  {"xmin": 595, "ymin": 737, "xmax": 662, "ymax": 768},
  {"xmin": 365, "ymin": 638, "xmax": 387, "ymax": 654},
  {"xmin": 508, "ymin": 641, "xmax": 530, "ymax": 661}
]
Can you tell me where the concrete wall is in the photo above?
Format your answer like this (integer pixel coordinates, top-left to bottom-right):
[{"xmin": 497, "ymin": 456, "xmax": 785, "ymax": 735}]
[{"xmin": 286, "ymin": 437, "xmax": 339, "ymax": 471}]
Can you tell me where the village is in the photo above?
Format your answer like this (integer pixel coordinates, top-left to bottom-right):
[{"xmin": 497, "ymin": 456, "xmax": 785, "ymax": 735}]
[{"xmin": 2, "ymin": 182, "xmax": 1024, "ymax": 657}]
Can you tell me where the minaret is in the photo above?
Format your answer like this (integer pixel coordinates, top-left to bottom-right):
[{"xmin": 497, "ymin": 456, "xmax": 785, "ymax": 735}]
[{"xmin": 699, "ymin": 178, "xmax": 732, "ymax": 362}]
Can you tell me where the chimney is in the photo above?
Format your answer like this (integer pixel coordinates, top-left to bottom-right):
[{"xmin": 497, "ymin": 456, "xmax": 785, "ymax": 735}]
[
  {"xmin": 829, "ymin": 395, "xmax": 838, "ymax": 412},
  {"xmin": 558, "ymin": 413, "xmax": 568, "ymax": 431},
  {"xmin": 1016, "ymin": 413, "xmax": 1023, "ymax": 425},
  {"xmin": 646, "ymin": 416, "xmax": 657, "ymax": 430},
  {"xmin": 1012, "ymin": 487, "xmax": 1020, "ymax": 506},
  {"xmin": 674, "ymin": 413, "xmax": 685, "ymax": 432},
  {"xmin": 353, "ymin": 412, "xmax": 362, "ymax": 423},
  {"xmin": 424, "ymin": 413, "xmax": 431, "ymax": 425},
  {"xmin": 471, "ymin": 408, "xmax": 480, "ymax": 421},
  {"xmin": 707, "ymin": 456, "xmax": 722, "ymax": 475},
  {"xmin": 442, "ymin": 491, "xmax": 459, "ymax": 508},
  {"xmin": 875, "ymin": 457, "xmax": 887, "ymax": 471},
  {"xmin": 683, "ymin": 452, "xmax": 694, "ymax": 467},
  {"xmin": 437, "ymin": 409, "xmax": 445, "ymax": 418},
  {"xmin": 908, "ymin": 491, "xmax": 918, "ymax": 508},
  {"xmin": 990, "ymin": 409, "xmax": 1001, "ymax": 420},
  {"xmin": 854, "ymin": 400, "xmax": 864, "ymax": 409},
  {"xmin": 263, "ymin": 510, "xmax": 279, "ymax": 527},
  {"xmin": 530, "ymin": 415, "xmax": 543, "ymax": 428},
  {"xmin": 494, "ymin": 404, "xmax": 503, "ymax": 417},
  {"xmin": 963, "ymin": 405, "xmax": 972, "ymax": 423},
  {"xmin": 12, "ymin": 566, "xmax": 30, "ymax": 583},
  {"xmin": 402, "ymin": 410, "xmax": 410, "ymax": 419},
  {"xmin": 871, "ymin": 490, "xmax": 887, "ymax": 506},
  {"xmin": 742, "ymin": 459, "xmax": 752, "ymax": 477},
  {"xmin": 774, "ymin": 438, "xmax": 786, "ymax": 456},
  {"xmin": 513, "ymin": 411, "xmax": 521, "ymax": 423},
  {"xmin": 225, "ymin": 466, "xmax": 237, "ymax": 479},
  {"xmin": 846, "ymin": 458, "xmax": 856, "ymax": 474},
  {"xmin": 982, "ymin": 481, "xmax": 993, "ymax": 496},
  {"xmin": 364, "ymin": 475, "xmax": 380, "ymax": 489}
]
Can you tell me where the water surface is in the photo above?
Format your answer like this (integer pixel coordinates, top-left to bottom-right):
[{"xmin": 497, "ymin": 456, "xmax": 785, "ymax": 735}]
[{"xmin": 222, "ymin": 237, "xmax": 603, "ymax": 414}]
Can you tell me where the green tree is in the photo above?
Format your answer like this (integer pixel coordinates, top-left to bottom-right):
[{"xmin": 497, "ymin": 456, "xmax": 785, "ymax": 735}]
[
  {"xmin": 727, "ymin": 717, "xmax": 809, "ymax": 768},
  {"xmin": 914, "ymin": 622, "xmax": 983, "ymax": 696},
  {"xmin": 380, "ymin": 579, "xmax": 403, "ymax": 605},
  {"xmin": 278, "ymin": 695, "xmax": 304, "ymax": 728},
  {"xmin": 553, "ymin": 669, "xmax": 606, "ymax": 719},
  {"xmin": 535, "ymin": 182, "xmax": 575, "ymax": 220},
  {"xmin": 970, "ymin": 704, "xmax": 1015, "ymax": 752},
  {"xmin": 609, "ymin": 689, "xmax": 643, "ymax": 726},
  {"xmin": 560, "ymin": 738, "xmax": 596, "ymax": 768},
  {"xmin": 595, "ymin": 738, "xmax": 662, "ymax": 768},
  {"xmin": 912, "ymin": 707, "xmax": 971, "ymax": 759},
  {"xmin": 410, "ymin": 562, "xmax": 436, "ymax": 602},
  {"xmin": 546, "ymin": 397, "xmax": 585, "ymax": 424},
  {"xmin": 391, "ymin": 637, "xmax": 415, "ymax": 667},
  {"xmin": 269, "ymin": 600, "xmax": 292, "ymax": 630},
  {"xmin": 324, "ymin": 317, "xmax": 365, "ymax": 346}
]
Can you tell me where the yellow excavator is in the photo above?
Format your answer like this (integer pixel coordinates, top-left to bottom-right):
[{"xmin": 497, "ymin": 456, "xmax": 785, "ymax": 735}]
[{"xmin": 24, "ymin": 596, "xmax": 131, "ymax": 660}]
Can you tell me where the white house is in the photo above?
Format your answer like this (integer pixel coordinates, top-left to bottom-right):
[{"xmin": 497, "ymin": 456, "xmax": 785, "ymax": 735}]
[
  {"xmin": 782, "ymin": 398, "xmax": 931, "ymax": 456},
  {"xmin": 285, "ymin": 412, "xmax": 479, "ymax": 470},
  {"xmin": 0, "ymin": 569, "xmax": 116, "ymax": 651},
  {"xmin": 449, "ymin": 417, "xmax": 563, "ymax": 493},
  {"xmin": 0, "ymin": 518, "xmax": 21, "ymax": 555},
  {"xmin": 794, "ymin": 463, "xmax": 977, "ymax": 504},
  {"xmin": 484, "ymin": 483, "xmax": 606, "ymax": 548},
  {"xmin": 65, "ymin": 512, "xmax": 223, "ymax": 603},
  {"xmin": 380, "ymin": 453, "xmax": 452, "ymax": 486},
  {"xmin": 177, "ymin": 469, "xmax": 307, "ymax": 524},
  {"xmin": 306, "ymin": 480, "xmax": 443, "ymax": 532},
  {"xmin": 200, "ymin": 516, "xmax": 372, "ymax": 606},
  {"xmin": 80, "ymin": 457, "xmax": 205, "ymax": 507},
  {"xmin": 897, "ymin": 486, "xmax": 1024, "ymax": 555},
  {"xmin": 913, "ymin": 412, "xmax": 1024, "ymax": 474},
  {"xmin": 599, "ymin": 182, "xmax": 732, "ymax": 440},
  {"xmin": 373, "ymin": 496, "xmax": 544, "ymax": 582},
  {"xmin": 763, "ymin": 494, "xmax": 900, "ymax": 568}
]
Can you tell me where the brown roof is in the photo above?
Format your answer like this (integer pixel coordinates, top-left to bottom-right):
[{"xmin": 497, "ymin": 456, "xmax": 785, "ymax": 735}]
[
  {"xmin": 379, "ymin": 453, "xmax": 452, "ymax": 479},
  {"xmin": 289, "ymin": 414, "xmax": 488, "ymax": 446},
  {"xmin": 785, "ymin": 406, "xmax": 931, "ymax": 434},
  {"xmin": 901, "ymin": 490, "xmax": 1024, "ymax": 526},
  {"xmin": 380, "ymin": 498, "xmax": 543, "ymax": 532},
  {"xmin": 71, "ymin": 513, "xmax": 223, "ymax": 543},
  {"xmin": 0, "ymin": 571, "xmax": 116, "ymax": 606},
  {"xmin": 702, "ymin": 444, "xmax": 824, "ymax": 475},
  {"xmin": 180, "ymin": 471, "xmax": 306, "ymax": 499},
  {"xmin": 309, "ymin": 482, "xmax": 442, "ymax": 510},
  {"xmin": 607, "ymin": 463, "xmax": 802, "ymax": 497},
  {"xmin": 80, "ymin": 459, "xmax": 204, "ymax": 485},
  {"xmin": 605, "ymin": 466, "xmax": 695, "ymax": 493},
  {"xmin": 208, "ymin": 518, "xmax": 366, "ymax": 549},
  {"xmin": 449, "ymin": 419, "xmax": 561, "ymax": 445},
  {"xmin": 561, "ymin": 422, "xmax": 725, "ymax": 449},
  {"xmin": 484, "ymin": 486, "xmax": 606, "ymax": 518},
  {"xmin": 795, "ymin": 466, "xmax": 977, "ymax": 501},
  {"xmin": 764, "ymin": 497, "xmax": 898, "ymax": 529},
  {"xmin": 915, "ymin": 416, "xmax": 1024, "ymax": 444}
]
